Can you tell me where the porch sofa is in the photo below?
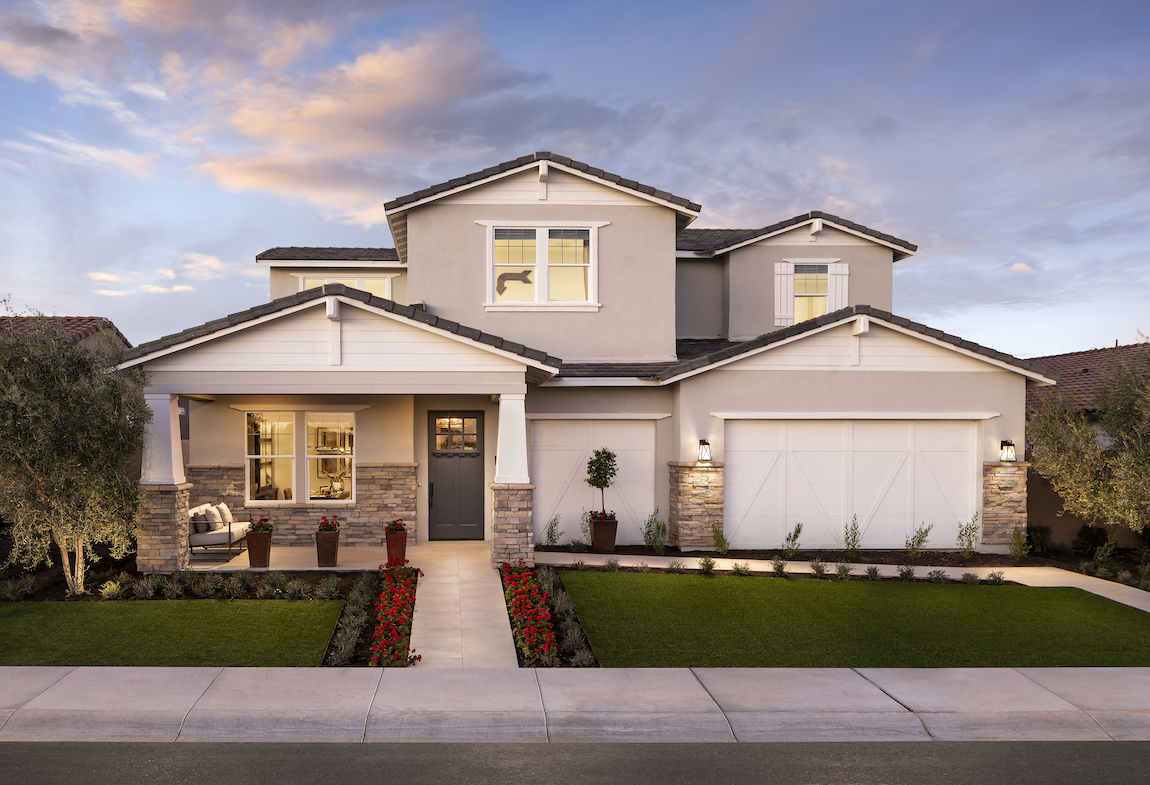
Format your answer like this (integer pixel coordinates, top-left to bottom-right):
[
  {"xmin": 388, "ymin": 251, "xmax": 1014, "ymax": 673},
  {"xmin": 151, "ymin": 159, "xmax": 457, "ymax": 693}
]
[{"xmin": 189, "ymin": 502, "xmax": 250, "ymax": 557}]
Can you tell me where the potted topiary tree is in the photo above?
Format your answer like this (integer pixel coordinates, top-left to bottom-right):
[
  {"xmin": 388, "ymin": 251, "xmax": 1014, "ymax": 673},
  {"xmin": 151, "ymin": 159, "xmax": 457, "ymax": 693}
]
[
  {"xmin": 316, "ymin": 514, "xmax": 339, "ymax": 568},
  {"xmin": 585, "ymin": 447, "xmax": 618, "ymax": 553},
  {"xmin": 247, "ymin": 517, "xmax": 272, "ymax": 569}
]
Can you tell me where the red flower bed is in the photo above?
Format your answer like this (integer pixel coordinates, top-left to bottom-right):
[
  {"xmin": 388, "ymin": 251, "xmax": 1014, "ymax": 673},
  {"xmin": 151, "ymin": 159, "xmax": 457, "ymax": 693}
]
[
  {"xmin": 369, "ymin": 558, "xmax": 422, "ymax": 667},
  {"xmin": 500, "ymin": 560, "xmax": 558, "ymax": 667}
]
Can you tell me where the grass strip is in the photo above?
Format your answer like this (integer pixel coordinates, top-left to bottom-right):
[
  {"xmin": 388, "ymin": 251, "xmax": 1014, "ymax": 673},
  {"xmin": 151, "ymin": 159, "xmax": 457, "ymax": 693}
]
[
  {"xmin": 559, "ymin": 571, "xmax": 1150, "ymax": 668},
  {"xmin": 0, "ymin": 600, "xmax": 343, "ymax": 667}
]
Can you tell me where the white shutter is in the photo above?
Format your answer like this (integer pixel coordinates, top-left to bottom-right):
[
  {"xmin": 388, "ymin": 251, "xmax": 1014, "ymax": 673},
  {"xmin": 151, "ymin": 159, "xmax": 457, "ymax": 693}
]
[
  {"xmin": 828, "ymin": 263, "xmax": 849, "ymax": 312},
  {"xmin": 774, "ymin": 262, "xmax": 794, "ymax": 326}
]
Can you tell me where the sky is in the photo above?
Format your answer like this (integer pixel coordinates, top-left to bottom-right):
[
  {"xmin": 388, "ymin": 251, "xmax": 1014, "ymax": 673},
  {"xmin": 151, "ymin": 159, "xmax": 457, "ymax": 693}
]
[{"xmin": 1, "ymin": 0, "xmax": 1148, "ymax": 358}]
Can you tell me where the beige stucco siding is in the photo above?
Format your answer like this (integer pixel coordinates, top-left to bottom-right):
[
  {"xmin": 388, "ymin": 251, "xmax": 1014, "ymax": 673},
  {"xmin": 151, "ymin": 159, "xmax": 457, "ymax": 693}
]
[
  {"xmin": 406, "ymin": 202, "xmax": 678, "ymax": 362},
  {"xmin": 675, "ymin": 259, "xmax": 726, "ymax": 338}
]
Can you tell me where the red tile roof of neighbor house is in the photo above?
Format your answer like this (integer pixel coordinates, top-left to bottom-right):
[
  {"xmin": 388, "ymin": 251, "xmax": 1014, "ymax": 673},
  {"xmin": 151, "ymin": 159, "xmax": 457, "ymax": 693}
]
[
  {"xmin": 1026, "ymin": 342, "xmax": 1150, "ymax": 414},
  {"xmin": 0, "ymin": 316, "xmax": 130, "ymax": 347}
]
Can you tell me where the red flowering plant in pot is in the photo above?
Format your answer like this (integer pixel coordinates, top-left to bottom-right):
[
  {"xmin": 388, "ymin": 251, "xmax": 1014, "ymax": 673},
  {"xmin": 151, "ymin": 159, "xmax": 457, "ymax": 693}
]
[
  {"xmin": 316, "ymin": 514, "xmax": 340, "ymax": 568},
  {"xmin": 584, "ymin": 447, "xmax": 618, "ymax": 553},
  {"xmin": 246, "ymin": 517, "xmax": 272, "ymax": 569},
  {"xmin": 385, "ymin": 518, "xmax": 407, "ymax": 563}
]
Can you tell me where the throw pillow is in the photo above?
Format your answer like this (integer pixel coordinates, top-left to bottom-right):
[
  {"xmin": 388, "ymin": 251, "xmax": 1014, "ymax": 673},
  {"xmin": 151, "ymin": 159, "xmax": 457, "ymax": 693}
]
[
  {"xmin": 191, "ymin": 513, "xmax": 208, "ymax": 534},
  {"xmin": 203, "ymin": 505, "xmax": 224, "ymax": 531},
  {"xmin": 216, "ymin": 503, "xmax": 234, "ymax": 523}
]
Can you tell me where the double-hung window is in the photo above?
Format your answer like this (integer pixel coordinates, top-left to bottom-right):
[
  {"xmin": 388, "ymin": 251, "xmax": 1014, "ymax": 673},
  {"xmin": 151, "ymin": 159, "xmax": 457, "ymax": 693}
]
[
  {"xmin": 479, "ymin": 221, "xmax": 608, "ymax": 311},
  {"xmin": 774, "ymin": 259, "xmax": 848, "ymax": 326},
  {"xmin": 246, "ymin": 413, "xmax": 294, "ymax": 503},
  {"xmin": 244, "ymin": 411, "xmax": 356, "ymax": 503},
  {"xmin": 298, "ymin": 275, "xmax": 400, "ymax": 299}
]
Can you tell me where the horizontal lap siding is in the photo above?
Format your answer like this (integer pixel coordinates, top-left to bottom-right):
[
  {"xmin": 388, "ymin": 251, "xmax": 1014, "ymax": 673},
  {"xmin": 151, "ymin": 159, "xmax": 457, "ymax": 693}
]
[{"xmin": 439, "ymin": 169, "xmax": 650, "ymax": 205}]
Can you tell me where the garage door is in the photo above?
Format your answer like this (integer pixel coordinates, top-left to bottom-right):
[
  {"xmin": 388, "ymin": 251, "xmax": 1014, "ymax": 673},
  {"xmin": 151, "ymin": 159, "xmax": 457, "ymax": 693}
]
[
  {"xmin": 530, "ymin": 420, "xmax": 656, "ymax": 546},
  {"xmin": 724, "ymin": 420, "xmax": 976, "ymax": 550}
]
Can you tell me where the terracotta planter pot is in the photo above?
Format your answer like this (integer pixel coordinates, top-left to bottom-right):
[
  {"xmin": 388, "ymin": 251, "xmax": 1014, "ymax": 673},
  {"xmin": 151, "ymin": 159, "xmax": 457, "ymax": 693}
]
[
  {"xmin": 591, "ymin": 519, "xmax": 617, "ymax": 553},
  {"xmin": 315, "ymin": 530, "xmax": 339, "ymax": 568},
  {"xmin": 247, "ymin": 530, "xmax": 272, "ymax": 569},
  {"xmin": 386, "ymin": 530, "xmax": 407, "ymax": 563}
]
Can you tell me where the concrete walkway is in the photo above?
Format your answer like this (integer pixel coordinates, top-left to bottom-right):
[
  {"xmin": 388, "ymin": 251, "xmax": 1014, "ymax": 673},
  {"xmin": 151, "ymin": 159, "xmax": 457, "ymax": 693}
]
[{"xmin": 3, "ymin": 666, "xmax": 1150, "ymax": 743}]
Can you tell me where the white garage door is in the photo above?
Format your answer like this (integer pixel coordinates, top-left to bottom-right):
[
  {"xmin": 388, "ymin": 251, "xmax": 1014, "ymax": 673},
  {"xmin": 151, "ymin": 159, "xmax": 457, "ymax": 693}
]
[
  {"xmin": 724, "ymin": 420, "xmax": 977, "ymax": 550},
  {"xmin": 530, "ymin": 420, "xmax": 656, "ymax": 546}
]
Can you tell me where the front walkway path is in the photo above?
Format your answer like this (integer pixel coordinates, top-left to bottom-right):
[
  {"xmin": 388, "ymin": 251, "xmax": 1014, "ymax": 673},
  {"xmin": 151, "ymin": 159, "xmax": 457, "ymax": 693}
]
[{"xmin": 3, "ymin": 666, "xmax": 1150, "ymax": 742}]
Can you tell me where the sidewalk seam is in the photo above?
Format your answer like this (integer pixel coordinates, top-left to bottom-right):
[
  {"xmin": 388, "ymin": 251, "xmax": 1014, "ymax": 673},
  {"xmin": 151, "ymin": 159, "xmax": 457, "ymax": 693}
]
[
  {"xmin": 361, "ymin": 668, "xmax": 385, "ymax": 743},
  {"xmin": 688, "ymin": 668, "xmax": 738, "ymax": 743},
  {"xmin": 174, "ymin": 667, "xmax": 224, "ymax": 742},
  {"xmin": 0, "ymin": 666, "xmax": 76, "ymax": 733},
  {"xmin": 532, "ymin": 668, "xmax": 550, "ymax": 743},
  {"xmin": 852, "ymin": 668, "xmax": 935, "ymax": 740},
  {"xmin": 1013, "ymin": 668, "xmax": 1118, "ymax": 741}
]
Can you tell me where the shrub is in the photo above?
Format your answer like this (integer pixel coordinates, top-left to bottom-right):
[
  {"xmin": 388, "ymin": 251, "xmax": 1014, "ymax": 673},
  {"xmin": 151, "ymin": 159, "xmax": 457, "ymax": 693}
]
[
  {"xmin": 224, "ymin": 574, "xmax": 249, "ymax": 599},
  {"xmin": 1094, "ymin": 534, "xmax": 1118, "ymax": 566},
  {"xmin": 897, "ymin": 565, "xmax": 915, "ymax": 582},
  {"xmin": 635, "ymin": 562, "xmax": 650, "ymax": 573},
  {"xmin": 543, "ymin": 514, "xmax": 562, "ymax": 548},
  {"xmin": 905, "ymin": 524, "xmax": 932, "ymax": 559},
  {"xmin": 1027, "ymin": 523, "xmax": 1053, "ymax": 554},
  {"xmin": 865, "ymin": 565, "xmax": 881, "ymax": 581},
  {"xmin": 961, "ymin": 572, "xmax": 980, "ymax": 584},
  {"xmin": 1080, "ymin": 560, "xmax": 1096, "ymax": 576},
  {"xmin": 731, "ymin": 561, "xmax": 752, "ymax": 577},
  {"xmin": 2, "ymin": 576, "xmax": 35, "ymax": 601},
  {"xmin": 667, "ymin": 560, "xmax": 686, "ymax": 574},
  {"xmin": 843, "ymin": 514, "xmax": 861, "ymax": 561},
  {"xmin": 263, "ymin": 571, "xmax": 287, "ymax": 589},
  {"xmin": 99, "ymin": 579, "xmax": 126, "ymax": 600},
  {"xmin": 132, "ymin": 574, "xmax": 161, "ymax": 599},
  {"xmin": 698, "ymin": 556, "xmax": 716, "ymax": 576},
  {"xmin": 284, "ymin": 579, "xmax": 309, "ymax": 600},
  {"xmin": 782, "ymin": 523, "xmax": 803, "ymax": 560},
  {"xmin": 571, "ymin": 560, "xmax": 586, "ymax": 571},
  {"xmin": 498, "ymin": 561, "xmax": 556, "ymax": 667},
  {"xmin": 161, "ymin": 577, "xmax": 184, "ymax": 599},
  {"xmin": 927, "ymin": 569, "xmax": 948, "ymax": 584},
  {"xmin": 1140, "ymin": 578, "xmax": 1150, "ymax": 592},
  {"xmin": 987, "ymin": 570, "xmax": 1006, "ymax": 585},
  {"xmin": 771, "ymin": 556, "xmax": 787, "ymax": 578},
  {"xmin": 602, "ymin": 558, "xmax": 620, "ymax": 573},
  {"xmin": 809, "ymin": 558, "xmax": 827, "ymax": 578},
  {"xmin": 256, "ymin": 582, "xmax": 278, "ymax": 600},
  {"xmin": 192, "ymin": 573, "xmax": 223, "ymax": 598},
  {"xmin": 711, "ymin": 524, "xmax": 729, "ymax": 556},
  {"xmin": 325, "ymin": 573, "xmax": 379, "ymax": 666},
  {"xmin": 315, "ymin": 575, "xmax": 342, "ymax": 600},
  {"xmin": 370, "ymin": 560, "xmax": 423, "ymax": 667},
  {"xmin": 956, "ymin": 513, "xmax": 980, "ymax": 557},
  {"xmin": 642, "ymin": 509, "xmax": 667, "ymax": 555},
  {"xmin": 1073, "ymin": 525, "xmax": 1109, "ymax": 557},
  {"xmin": 1009, "ymin": 528, "xmax": 1032, "ymax": 562},
  {"xmin": 835, "ymin": 563, "xmax": 853, "ymax": 580},
  {"xmin": 1117, "ymin": 570, "xmax": 1135, "ymax": 585}
]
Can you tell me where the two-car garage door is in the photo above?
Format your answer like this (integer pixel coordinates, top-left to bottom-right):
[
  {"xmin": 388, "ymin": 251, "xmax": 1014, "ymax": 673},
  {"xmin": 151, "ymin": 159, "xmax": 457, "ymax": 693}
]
[{"xmin": 724, "ymin": 420, "xmax": 977, "ymax": 550}]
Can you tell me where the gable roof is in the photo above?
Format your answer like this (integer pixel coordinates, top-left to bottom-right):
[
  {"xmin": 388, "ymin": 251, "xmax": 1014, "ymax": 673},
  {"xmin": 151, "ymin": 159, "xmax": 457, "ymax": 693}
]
[
  {"xmin": 256, "ymin": 247, "xmax": 399, "ymax": 262},
  {"xmin": 676, "ymin": 211, "xmax": 918, "ymax": 260},
  {"xmin": 1026, "ymin": 343, "xmax": 1150, "ymax": 414},
  {"xmin": 120, "ymin": 284, "xmax": 562, "ymax": 370},
  {"xmin": 0, "ymin": 316, "xmax": 130, "ymax": 347},
  {"xmin": 655, "ymin": 305, "xmax": 1056, "ymax": 383}
]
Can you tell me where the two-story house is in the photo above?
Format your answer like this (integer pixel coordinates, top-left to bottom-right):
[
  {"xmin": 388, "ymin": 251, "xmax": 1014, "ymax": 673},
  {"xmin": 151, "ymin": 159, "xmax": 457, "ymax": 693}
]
[{"xmin": 121, "ymin": 152, "xmax": 1056, "ymax": 573}]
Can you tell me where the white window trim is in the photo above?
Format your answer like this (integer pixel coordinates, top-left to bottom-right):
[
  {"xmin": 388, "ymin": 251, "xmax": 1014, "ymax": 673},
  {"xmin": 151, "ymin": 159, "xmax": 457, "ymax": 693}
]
[
  {"xmin": 477, "ymin": 220, "xmax": 609, "ymax": 312},
  {"xmin": 774, "ymin": 259, "xmax": 847, "ymax": 326},
  {"xmin": 241, "ymin": 410, "xmax": 357, "ymax": 506},
  {"xmin": 295, "ymin": 274, "xmax": 401, "ymax": 300}
]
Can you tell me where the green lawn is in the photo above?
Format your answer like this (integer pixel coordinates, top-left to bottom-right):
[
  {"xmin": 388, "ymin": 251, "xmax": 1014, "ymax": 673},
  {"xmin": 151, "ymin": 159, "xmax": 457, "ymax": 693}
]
[
  {"xmin": 0, "ymin": 600, "xmax": 343, "ymax": 667},
  {"xmin": 559, "ymin": 571, "xmax": 1150, "ymax": 668}
]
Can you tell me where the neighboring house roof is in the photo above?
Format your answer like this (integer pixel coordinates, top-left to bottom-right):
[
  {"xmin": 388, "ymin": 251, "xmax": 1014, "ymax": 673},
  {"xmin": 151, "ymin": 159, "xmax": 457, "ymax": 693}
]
[
  {"xmin": 256, "ymin": 248, "xmax": 399, "ymax": 262},
  {"xmin": 676, "ymin": 211, "xmax": 918, "ymax": 260},
  {"xmin": 1026, "ymin": 343, "xmax": 1150, "ymax": 414},
  {"xmin": 120, "ymin": 284, "xmax": 562, "ymax": 369},
  {"xmin": 0, "ymin": 316, "xmax": 130, "ymax": 347}
]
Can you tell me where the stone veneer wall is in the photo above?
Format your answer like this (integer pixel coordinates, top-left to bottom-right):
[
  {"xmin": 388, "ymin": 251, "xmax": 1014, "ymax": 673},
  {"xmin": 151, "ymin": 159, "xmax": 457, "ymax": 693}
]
[
  {"xmin": 668, "ymin": 462, "xmax": 725, "ymax": 549},
  {"xmin": 137, "ymin": 483, "xmax": 192, "ymax": 574},
  {"xmin": 491, "ymin": 483, "xmax": 534, "ymax": 567},
  {"xmin": 982, "ymin": 461, "xmax": 1030, "ymax": 545},
  {"xmin": 184, "ymin": 463, "xmax": 418, "ymax": 547}
]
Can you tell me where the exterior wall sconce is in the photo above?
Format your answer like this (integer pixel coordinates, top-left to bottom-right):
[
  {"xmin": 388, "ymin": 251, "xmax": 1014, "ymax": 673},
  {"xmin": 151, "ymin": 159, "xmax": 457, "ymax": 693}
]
[
  {"xmin": 698, "ymin": 439, "xmax": 711, "ymax": 462},
  {"xmin": 1000, "ymin": 440, "xmax": 1016, "ymax": 462}
]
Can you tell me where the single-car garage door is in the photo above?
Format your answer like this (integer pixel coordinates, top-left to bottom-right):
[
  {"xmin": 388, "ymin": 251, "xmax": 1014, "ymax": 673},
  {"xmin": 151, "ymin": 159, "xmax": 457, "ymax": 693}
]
[
  {"xmin": 530, "ymin": 420, "xmax": 656, "ymax": 546},
  {"xmin": 724, "ymin": 420, "xmax": 977, "ymax": 550}
]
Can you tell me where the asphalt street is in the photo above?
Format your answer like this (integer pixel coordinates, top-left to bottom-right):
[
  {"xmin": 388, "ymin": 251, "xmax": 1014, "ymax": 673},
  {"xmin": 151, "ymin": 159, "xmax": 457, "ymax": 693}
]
[{"xmin": 2, "ymin": 742, "xmax": 1149, "ymax": 785}]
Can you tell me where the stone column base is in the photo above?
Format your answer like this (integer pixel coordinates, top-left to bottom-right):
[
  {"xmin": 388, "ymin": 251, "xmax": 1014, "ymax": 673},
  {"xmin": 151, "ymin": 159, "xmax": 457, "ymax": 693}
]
[
  {"xmin": 137, "ymin": 482, "xmax": 192, "ymax": 574},
  {"xmin": 669, "ymin": 462, "xmax": 725, "ymax": 549},
  {"xmin": 982, "ymin": 461, "xmax": 1030, "ymax": 546},
  {"xmin": 491, "ymin": 483, "xmax": 535, "ymax": 567}
]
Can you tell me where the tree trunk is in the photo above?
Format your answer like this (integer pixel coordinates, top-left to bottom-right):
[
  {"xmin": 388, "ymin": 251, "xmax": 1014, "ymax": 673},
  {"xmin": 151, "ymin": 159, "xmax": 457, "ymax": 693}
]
[{"xmin": 52, "ymin": 528, "xmax": 76, "ymax": 595}]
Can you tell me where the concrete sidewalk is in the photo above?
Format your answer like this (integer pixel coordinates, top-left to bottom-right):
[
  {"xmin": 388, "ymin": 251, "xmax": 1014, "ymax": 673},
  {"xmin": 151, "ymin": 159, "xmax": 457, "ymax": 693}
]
[{"xmin": 2, "ymin": 666, "xmax": 1150, "ymax": 743}]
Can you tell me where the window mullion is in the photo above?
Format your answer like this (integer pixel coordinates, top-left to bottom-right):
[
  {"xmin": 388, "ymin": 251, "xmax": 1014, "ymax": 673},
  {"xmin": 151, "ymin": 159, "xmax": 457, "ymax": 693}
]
[{"xmin": 536, "ymin": 229, "xmax": 548, "ymax": 303}]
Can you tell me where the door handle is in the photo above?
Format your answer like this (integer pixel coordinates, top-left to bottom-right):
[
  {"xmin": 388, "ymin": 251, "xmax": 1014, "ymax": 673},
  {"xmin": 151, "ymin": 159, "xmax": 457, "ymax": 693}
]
[{"xmin": 429, "ymin": 483, "xmax": 434, "ymax": 508}]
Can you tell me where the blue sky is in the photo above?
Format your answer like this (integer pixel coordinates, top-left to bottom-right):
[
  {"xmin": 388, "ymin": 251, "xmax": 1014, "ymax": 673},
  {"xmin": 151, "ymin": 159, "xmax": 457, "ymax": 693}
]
[{"xmin": 1, "ymin": 0, "xmax": 1148, "ymax": 357}]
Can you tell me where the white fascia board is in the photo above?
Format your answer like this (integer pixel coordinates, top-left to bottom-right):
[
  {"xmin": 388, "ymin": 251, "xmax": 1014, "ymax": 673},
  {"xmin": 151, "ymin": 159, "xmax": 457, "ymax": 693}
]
[
  {"xmin": 526, "ymin": 413, "xmax": 672, "ymax": 420},
  {"xmin": 256, "ymin": 260, "xmax": 404, "ymax": 268},
  {"xmin": 710, "ymin": 412, "xmax": 1000, "ymax": 420},
  {"xmin": 229, "ymin": 404, "xmax": 371, "ymax": 412},
  {"xmin": 712, "ymin": 219, "xmax": 915, "ymax": 259},
  {"xmin": 875, "ymin": 321, "xmax": 1058, "ymax": 385},
  {"xmin": 675, "ymin": 250, "xmax": 716, "ymax": 259},
  {"xmin": 385, "ymin": 161, "xmax": 700, "ymax": 219},
  {"xmin": 538, "ymin": 377, "xmax": 662, "ymax": 387}
]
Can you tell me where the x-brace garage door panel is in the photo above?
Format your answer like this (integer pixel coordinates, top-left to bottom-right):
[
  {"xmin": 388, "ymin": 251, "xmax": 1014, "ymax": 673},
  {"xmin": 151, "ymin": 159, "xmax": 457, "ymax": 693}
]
[
  {"xmin": 530, "ymin": 420, "xmax": 656, "ymax": 546},
  {"xmin": 724, "ymin": 420, "xmax": 976, "ymax": 550}
]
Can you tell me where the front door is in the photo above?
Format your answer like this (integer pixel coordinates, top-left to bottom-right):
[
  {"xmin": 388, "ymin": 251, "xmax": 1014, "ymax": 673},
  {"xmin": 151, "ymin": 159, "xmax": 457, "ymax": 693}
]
[{"xmin": 428, "ymin": 412, "xmax": 485, "ymax": 540}]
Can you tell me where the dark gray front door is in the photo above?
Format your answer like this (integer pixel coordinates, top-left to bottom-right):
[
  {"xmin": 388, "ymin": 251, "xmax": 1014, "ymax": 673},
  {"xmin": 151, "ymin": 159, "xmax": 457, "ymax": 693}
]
[{"xmin": 428, "ymin": 412, "xmax": 484, "ymax": 540}]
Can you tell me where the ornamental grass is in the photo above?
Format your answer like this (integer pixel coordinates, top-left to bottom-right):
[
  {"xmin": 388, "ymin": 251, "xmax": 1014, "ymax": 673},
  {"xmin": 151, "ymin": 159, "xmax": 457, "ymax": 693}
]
[
  {"xmin": 500, "ymin": 560, "xmax": 558, "ymax": 667},
  {"xmin": 369, "ymin": 559, "xmax": 422, "ymax": 667}
]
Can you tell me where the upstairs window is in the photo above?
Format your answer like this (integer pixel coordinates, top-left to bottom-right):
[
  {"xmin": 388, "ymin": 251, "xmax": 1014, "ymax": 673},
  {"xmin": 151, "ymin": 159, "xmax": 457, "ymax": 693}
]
[
  {"xmin": 479, "ymin": 221, "xmax": 608, "ymax": 312},
  {"xmin": 774, "ymin": 260, "xmax": 848, "ymax": 326},
  {"xmin": 298, "ymin": 275, "xmax": 399, "ymax": 299},
  {"xmin": 793, "ymin": 264, "xmax": 828, "ymax": 323}
]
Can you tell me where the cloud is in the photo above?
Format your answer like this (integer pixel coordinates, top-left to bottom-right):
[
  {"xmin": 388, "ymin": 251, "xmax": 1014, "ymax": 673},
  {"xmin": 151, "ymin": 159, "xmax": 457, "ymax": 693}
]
[
  {"xmin": 177, "ymin": 252, "xmax": 228, "ymax": 280},
  {"xmin": 141, "ymin": 284, "xmax": 195, "ymax": 293},
  {"xmin": 1, "ymin": 131, "xmax": 159, "ymax": 177},
  {"xmin": 87, "ymin": 271, "xmax": 119, "ymax": 281},
  {"xmin": 1010, "ymin": 262, "xmax": 1034, "ymax": 273},
  {"xmin": 93, "ymin": 289, "xmax": 128, "ymax": 296},
  {"xmin": 156, "ymin": 268, "xmax": 175, "ymax": 279}
]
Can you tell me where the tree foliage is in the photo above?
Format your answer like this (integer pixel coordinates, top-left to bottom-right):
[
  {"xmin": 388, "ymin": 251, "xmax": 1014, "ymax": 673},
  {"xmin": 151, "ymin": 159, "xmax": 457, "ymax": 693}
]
[
  {"xmin": 0, "ymin": 313, "xmax": 150, "ymax": 593},
  {"xmin": 1028, "ymin": 344, "xmax": 1150, "ymax": 533},
  {"xmin": 584, "ymin": 447, "xmax": 618, "ymax": 512}
]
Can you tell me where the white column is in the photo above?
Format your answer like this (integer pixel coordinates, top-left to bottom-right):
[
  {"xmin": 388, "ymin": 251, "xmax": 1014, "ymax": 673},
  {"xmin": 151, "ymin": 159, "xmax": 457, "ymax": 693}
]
[
  {"xmin": 494, "ymin": 393, "xmax": 531, "ymax": 484},
  {"xmin": 141, "ymin": 393, "xmax": 186, "ymax": 485}
]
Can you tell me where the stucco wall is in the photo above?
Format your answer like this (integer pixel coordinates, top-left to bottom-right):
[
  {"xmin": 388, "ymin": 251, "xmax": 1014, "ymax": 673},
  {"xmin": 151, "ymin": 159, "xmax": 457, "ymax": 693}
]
[
  {"xmin": 406, "ymin": 202, "xmax": 678, "ymax": 362},
  {"xmin": 675, "ymin": 259, "xmax": 727, "ymax": 339}
]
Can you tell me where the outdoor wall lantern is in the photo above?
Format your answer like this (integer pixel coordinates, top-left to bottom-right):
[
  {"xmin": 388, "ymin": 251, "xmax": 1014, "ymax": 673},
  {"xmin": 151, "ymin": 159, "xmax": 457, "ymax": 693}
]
[
  {"xmin": 1000, "ymin": 440, "xmax": 1017, "ymax": 462},
  {"xmin": 698, "ymin": 439, "xmax": 712, "ymax": 462}
]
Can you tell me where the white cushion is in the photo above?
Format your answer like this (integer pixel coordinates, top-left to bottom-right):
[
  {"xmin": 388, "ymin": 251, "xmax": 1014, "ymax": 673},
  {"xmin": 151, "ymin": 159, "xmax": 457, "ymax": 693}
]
[
  {"xmin": 216, "ymin": 503, "xmax": 234, "ymax": 523},
  {"xmin": 202, "ymin": 506, "xmax": 224, "ymax": 531}
]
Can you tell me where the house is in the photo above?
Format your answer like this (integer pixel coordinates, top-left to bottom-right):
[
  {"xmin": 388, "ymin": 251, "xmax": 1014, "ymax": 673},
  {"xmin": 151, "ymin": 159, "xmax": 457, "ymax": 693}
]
[
  {"xmin": 1026, "ymin": 342, "xmax": 1150, "ymax": 548},
  {"xmin": 119, "ymin": 152, "xmax": 1057, "ymax": 573}
]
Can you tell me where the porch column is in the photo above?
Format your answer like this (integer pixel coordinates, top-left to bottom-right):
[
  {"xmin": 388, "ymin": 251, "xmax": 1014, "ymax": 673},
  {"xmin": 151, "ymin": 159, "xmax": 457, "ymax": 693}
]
[
  {"xmin": 137, "ymin": 393, "xmax": 191, "ymax": 574},
  {"xmin": 494, "ymin": 393, "xmax": 530, "ymax": 484},
  {"xmin": 492, "ymin": 393, "xmax": 534, "ymax": 566}
]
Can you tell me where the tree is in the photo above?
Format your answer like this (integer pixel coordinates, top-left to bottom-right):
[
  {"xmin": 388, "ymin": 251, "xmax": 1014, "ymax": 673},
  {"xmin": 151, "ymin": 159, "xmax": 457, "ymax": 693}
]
[
  {"xmin": 1028, "ymin": 343, "xmax": 1150, "ymax": 534},
  {"xmin": 0, "ymin": 311, "xmax": 150, "ymax": 593},
  {"xmin": 584, "ymin": 447, "xmax": 618, "ymax": 512}
]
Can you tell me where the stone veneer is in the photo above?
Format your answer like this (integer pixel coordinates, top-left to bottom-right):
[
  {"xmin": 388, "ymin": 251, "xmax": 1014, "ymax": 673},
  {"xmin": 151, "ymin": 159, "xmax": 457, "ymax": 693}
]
[
  {"xmin": 982, "ymin": 461, "xmax": 1030, "ymax": 545},
  {"xmin": 183, "ymin": 463, "xmax": 418, "ymax": 550},
  {"xmin": 137, "ymin": 483, "xmax": 192, "ymax": 574},
  {"xmin": 668, "ymin": 461, "xmax": 725, "ymax": 549},
  {"xmin": 491, "ymin": 483, "xmax": 534, "ymax": 567}
]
